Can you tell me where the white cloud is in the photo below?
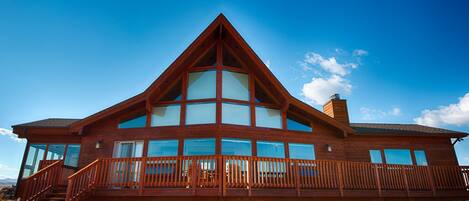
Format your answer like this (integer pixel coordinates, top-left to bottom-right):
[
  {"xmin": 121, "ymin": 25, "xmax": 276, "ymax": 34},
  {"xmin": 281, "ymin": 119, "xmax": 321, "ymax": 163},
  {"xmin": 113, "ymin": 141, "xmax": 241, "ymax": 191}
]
[
  {"xmin": 303, "ymin": 52, "xmax": 357, "ymax": 76},
  {"xmin": 389, "ymin": 107, "xmax": 401, "ymax": 116},
  {"xmin": 353, "ymin": 49, "xmax": 369, "ymax": 56},
  {"xmin": 265, "ymin": 59, "xmax": 271, "ymax": 69},
  {"xmin": 0, "ymin": 164, "xmax": 19, "ymax": 179},
  {"xmin": 414, "ymin": 93, "xmax": 469, "ymax": 127},
  {"xmin": 360, "ymin": 106, "xmax": 402, "ymax": 121},
  {"xmin": 302, "ymin": 75, "xmax": 352, "ymax": 105},
  {"xmin": 0, "ymin": 128, "xmax": 25, "ymax": 143}
]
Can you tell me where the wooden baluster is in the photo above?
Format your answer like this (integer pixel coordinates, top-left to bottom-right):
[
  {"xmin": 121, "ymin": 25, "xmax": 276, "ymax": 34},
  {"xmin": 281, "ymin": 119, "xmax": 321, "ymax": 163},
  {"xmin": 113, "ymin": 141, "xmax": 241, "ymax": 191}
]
[{"xmin": 139, "ymin": 157, "xmax": 146, "ymax": 195}]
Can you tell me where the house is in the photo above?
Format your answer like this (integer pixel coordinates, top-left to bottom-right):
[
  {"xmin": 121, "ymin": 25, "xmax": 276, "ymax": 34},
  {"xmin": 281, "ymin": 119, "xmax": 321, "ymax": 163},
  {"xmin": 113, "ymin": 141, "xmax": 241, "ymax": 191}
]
[{"xmin": 12, "ymin": 14, "xmax": 469, "ymax": 201}]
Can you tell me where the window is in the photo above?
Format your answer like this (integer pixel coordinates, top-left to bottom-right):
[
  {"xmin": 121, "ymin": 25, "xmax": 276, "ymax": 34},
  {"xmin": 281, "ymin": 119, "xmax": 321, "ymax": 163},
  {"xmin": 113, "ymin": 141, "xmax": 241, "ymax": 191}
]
[
  {"xmin": 223, "ymin": 45, "xmax": 242, "ymax": 68},
  {"xmin": 187, "ymin": 71, "xmax": 216, "ymax": 100},
  {"xmin": 151, "ymin": 105, "xmax": 181, "ymax": 127},
  {"xmin": 113, "ymin": 141, "xmax": 144, "ymax": 158},
  {"xmin": 222, "ymin": 138, "xmax": 252, "ymax": 156},
  {"xmin": 22, "ymin": 144, "xmax": 46, "ymax": 178},
  {"xmin": 186, "ymin": 103, "xmax": 216, "ymax": 125},
  {"xmin": 222, "ymin": 71, "xmax": 249, "ymax": 101},
  {"xmin": 255, "ymin": 82, "xmax": 274, "ymax": 103},
  {"xmin": 222, "ymin": 103, "xmax": 250, "ymax": 126},
  {"xmin": 414, "ymin": 150, "xmax": 428, "ymax": 166},
  {"xmin": 118, "ymin": 115, "xmax": 146, "ymax": 129},
  {"xmin": 289, "ymin": 143, "xmax": 315, "ymax": 160},
  {"xmin": 287, "ymin": 117, "xmax": 312, "ymax": 132},
  {"xmin": 194, "ymin": 45, "xmax": 217, "ymax": 67},
  {"xmin": 384, "ymin": 149, "xmax": 412, "ymax": 165},
  {"xmin": 255, "ymin": 107, "xmax": 282, "ymax": 129},
  {"xmin": 369, "ymin": 150, "xmax": 383, "ymax": 164},
  {"xmin": 257, "ymin": 141, "xmax": 285, "ymax": 158},
  {"xmin": 64, "ymin": 144, "xmax": 81, "ymax": 167},
  {"xmin": 23, "ymin": 143, "xmax": 81, "ymax": 177},
  {"xmin": 46, "ymin": 144, "xmax": 65, "ymax": 160},
  {"xmin": 184, "ymin": 138, "xmax": 215, "ymax": 156},
  {"xmin": 148, "ymin": 140, "xmax": 179, "ymax": 157}
]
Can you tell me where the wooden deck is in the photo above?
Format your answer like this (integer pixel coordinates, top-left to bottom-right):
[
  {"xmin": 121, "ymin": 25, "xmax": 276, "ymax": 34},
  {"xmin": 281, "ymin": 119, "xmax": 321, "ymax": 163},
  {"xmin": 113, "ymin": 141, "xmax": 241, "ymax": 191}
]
[{"xmin": 62, "ymin": 156, "xmax": 469, "ymax": 200}]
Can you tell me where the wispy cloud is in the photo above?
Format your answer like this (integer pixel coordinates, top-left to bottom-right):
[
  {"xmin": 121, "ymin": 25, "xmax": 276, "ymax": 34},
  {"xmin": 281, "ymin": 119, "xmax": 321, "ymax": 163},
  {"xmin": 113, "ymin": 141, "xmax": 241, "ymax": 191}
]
[
  {"xmin": 360, "ymin": 106, "xmax": 401, "ymax": 121},
  {"xmin": 303, "ymin": 52, "xmax": 357, "ymax": 76},
  {"xmin": 0, "ymin": 128, "xmax": 25, "ymax": 143},
  {"xmin": 0, "ymin": 163, "xmax": 19, "ymax": 179},
  {"xmin": 353, "ymin": 49, "xmax": 369, "ymax": 56},
  {"xmin": 414, "ymin": 93, "xmax": 469, "ymax": 127},
  {"xmin": 302, "ymin": 75, "xmax": 352, "ymax": 105},
  {"xmin": 300, "ymin": 49, "xmax": 367, "ymax": 105}
]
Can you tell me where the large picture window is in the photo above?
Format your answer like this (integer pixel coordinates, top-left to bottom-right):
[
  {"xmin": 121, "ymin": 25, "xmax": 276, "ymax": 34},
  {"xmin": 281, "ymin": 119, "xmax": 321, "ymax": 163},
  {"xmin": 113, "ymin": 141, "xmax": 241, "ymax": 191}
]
[
  {"xmin": 222, "ymin": 138, "xmax": 252, "ymax": 156},
  {"xmin": 257, "ymin": 141, "xmax": 285, "ymax": 158},
  {"xmin": 222, "ymin": 71, "xmax": 249, "ymax": 101},
  {"xmin": 187, "ymin": 71, "xmax": 216, "ymax": 100},
  {"xmin": 186, "ymin": 103, "xmax": 216, "ymax": 125},
  {"xmin": 289, "ymin": 143, "xmax": 315, "ymax": 160},
  {"xmin": 148, "ymin": 140, "xmax": 179, "ymax": 157},
  {"xmin": 384, "ymin": 149, "xmax": 412, "ymax": 165},
  {"xmin": 184, "ymin": 138, "xmax": 216, "ymax": 156},
  {"xmin": 151, "ymin": 105, "xmax": 181, "ymax": 127},
  {"xmin": 255, "ymin": 107, "xmax": 282, "ymax": 129},
  {"xmin": 222, "ymin": 103, "xmax": 250, "ymax": 126}
]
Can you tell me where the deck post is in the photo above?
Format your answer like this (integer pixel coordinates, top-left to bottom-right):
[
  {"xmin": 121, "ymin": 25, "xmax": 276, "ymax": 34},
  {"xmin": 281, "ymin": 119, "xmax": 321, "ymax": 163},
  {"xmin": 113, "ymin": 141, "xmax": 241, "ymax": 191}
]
[
  {"xmin": 191, "ymin": 157, "xmax": 198, "ymax": 195},
  {"xmin": 427, "ymin": 166, "xmax": 436, "ymax": 196},
  {"xmin": 402, "ymin": 167, "xmax": 410, "ymax": 197},
  {"xmin": 248, "ymin": 157, "xmax": 253, "ymax": 196},
  {"xmin": 336, "ymin": 161, "xmax": 344, "ymax": 197},
  {"xmin": 294, "ymin": 160, "xmax": 301, "ymax": 197},
  {"xmin": 374, "ymin": 164, "xmax": 382, "ymax": 197},
  {"xmin": 139, "ymin": 157, "xmax": 147, "ymax": 195}
]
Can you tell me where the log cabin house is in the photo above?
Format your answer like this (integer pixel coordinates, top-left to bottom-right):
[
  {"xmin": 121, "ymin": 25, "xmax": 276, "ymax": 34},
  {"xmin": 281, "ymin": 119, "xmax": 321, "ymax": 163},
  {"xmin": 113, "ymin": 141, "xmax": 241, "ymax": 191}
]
[{"xmin": 12, "ymin": 14, "xmax": 469, "ymax": 201}]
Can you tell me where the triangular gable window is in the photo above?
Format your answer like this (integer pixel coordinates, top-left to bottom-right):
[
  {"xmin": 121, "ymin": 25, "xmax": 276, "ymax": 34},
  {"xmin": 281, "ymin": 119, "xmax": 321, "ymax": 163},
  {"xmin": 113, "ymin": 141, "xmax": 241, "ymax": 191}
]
[
  {"xmin": 286, "ymin": 114, "xmax": 312, "ymax": 132},
  {"xmin": 160, "ymin": 79, "xmax": 182, "ymax": 101},
  {"xmin": 255, "ymin": 82, "xmax": 275, "ymax": 104},
  {"xmin": 223, "ymin": 44, "xmax": 242, "ymax": 68},
  {"xmin": 193, "ymin": 45, "xmax": 217, "ymax": 67}
]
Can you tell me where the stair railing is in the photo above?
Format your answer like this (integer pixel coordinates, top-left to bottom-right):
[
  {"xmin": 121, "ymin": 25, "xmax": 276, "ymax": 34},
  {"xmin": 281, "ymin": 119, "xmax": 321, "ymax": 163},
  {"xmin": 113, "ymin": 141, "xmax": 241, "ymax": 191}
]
[
  {"xmin": 20, "ymin": 160, "xmax": 63, "ymax": 201},
  {"xmin": 65, "ymin": 159, "xmax": 100, "ymax": 201}
]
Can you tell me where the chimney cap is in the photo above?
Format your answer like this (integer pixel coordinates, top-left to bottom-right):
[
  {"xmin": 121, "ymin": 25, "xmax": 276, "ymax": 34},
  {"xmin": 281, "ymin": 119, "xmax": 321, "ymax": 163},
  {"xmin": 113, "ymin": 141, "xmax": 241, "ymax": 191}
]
[{"xmin": 330, "ymin": 94, "xmax": 341, "ymax": 100}]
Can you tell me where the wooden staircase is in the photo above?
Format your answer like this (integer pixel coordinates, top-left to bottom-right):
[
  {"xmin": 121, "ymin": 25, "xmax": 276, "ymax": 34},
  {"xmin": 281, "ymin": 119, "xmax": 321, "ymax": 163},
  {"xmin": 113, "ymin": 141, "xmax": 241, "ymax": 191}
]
[{"xmin": 41, "ymin": 185, "xmax": 67, "ymax": 201}]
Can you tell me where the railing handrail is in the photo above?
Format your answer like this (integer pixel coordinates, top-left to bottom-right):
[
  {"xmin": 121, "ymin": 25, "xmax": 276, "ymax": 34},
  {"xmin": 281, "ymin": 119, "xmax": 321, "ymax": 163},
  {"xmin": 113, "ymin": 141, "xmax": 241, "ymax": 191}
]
[
  {"xmin": 63, "ymin": 156, "xmax": 469, "ymax": 200},
  {"xmin": 27, "ymin": 160, "xmax": 63, "ymax": 179},
  {"xmin": 67, "ymin": 159, "xmax": 100, "ymax": 179},
  {"xmin": 21, "ymin": 160, "xmax": 64, "ymax": 201}
]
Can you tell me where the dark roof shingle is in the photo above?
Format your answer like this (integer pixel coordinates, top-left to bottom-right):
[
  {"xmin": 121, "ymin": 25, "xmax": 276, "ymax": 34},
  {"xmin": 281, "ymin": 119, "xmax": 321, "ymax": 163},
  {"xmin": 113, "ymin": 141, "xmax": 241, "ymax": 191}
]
[
  {"xmin": 351, "ymin": 123, "xmax": 467, "ymax": 137},
  {"xmin": 13, "ymin": 118, "xmax": 80, "ymax": 128}
]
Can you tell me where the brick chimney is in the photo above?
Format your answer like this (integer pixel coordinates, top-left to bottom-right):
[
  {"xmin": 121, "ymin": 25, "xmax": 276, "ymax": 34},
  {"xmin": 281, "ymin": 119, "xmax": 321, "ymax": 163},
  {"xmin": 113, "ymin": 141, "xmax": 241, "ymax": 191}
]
[{"xmin": 323, "ymin": 94, "xmax": 350, "ymax": 125}]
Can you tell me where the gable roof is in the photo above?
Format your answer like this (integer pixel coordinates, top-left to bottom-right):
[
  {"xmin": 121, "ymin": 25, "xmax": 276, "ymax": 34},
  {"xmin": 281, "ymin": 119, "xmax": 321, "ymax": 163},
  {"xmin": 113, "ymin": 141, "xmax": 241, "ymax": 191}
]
[
  {"xmin": 351, "ymin": 123, "xmax": 467, "ymax": 137},
  {"xmin": 65, "ymin": 13, "xmax": 355, "ymax": 135},
  {"xmin": 13, "ymin": 118, "xmax": 80, "ymax": 128}
]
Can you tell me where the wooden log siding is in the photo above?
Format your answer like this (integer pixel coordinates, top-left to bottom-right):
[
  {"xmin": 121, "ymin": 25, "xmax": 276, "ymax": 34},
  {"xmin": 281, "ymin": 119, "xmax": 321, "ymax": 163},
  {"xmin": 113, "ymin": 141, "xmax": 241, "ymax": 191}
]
[{"xmin": 65, "ymin": 156, "xmax": 469, "ymax": 200}]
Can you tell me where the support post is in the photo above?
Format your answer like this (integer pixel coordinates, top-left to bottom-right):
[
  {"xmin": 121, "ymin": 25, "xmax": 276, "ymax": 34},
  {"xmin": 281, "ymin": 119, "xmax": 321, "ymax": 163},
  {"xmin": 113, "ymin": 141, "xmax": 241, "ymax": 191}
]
[
  {"xmin": 337, "ymin": 161, "xmax": 344, "ymax": 197},
  {"xmin": 139, "ymin": 157, "xmax": 147, "ymax": 195},
  {"xmin": 374, "ymin": 164, "xmax": 382, "ymax": 197}
]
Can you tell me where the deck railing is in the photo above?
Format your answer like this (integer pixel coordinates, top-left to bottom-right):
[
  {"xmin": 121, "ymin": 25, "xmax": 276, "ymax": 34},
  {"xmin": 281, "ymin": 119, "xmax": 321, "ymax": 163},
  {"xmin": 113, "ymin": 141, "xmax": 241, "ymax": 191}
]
[
  {"xmin": 65, "ymin": 156, "xmax": 469, "ymax": 200},
  {"xmin": 20, "ymin": 160, "xmax": 63, "ymax": 201}
]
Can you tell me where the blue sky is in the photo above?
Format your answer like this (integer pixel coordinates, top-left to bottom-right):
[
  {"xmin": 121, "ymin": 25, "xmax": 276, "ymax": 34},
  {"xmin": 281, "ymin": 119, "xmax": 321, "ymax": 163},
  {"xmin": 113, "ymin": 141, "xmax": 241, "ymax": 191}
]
[{"xmin": 1, "ymin": 0, "xmax": 469, "ymax": 179}]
